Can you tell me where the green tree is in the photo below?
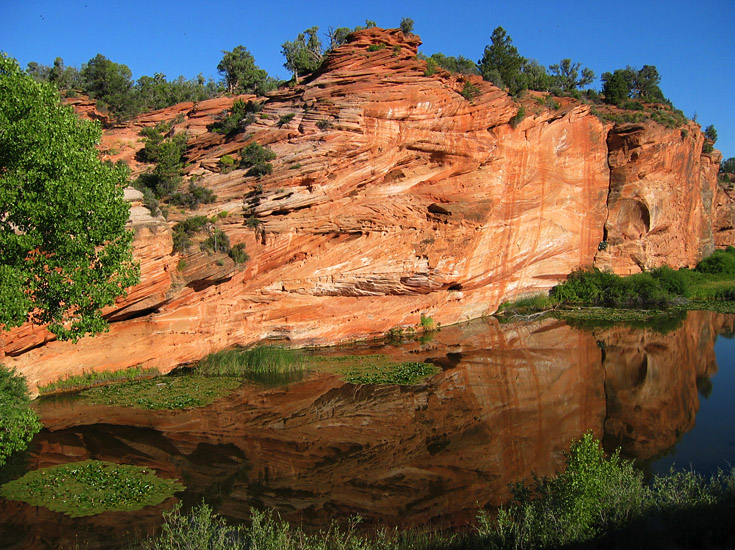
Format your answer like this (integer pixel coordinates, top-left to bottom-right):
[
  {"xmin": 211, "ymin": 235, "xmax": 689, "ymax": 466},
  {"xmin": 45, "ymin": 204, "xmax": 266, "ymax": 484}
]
[
  {"xmin": 478, "ymin": 26, "xmax": 527, "ymax": 95},
  {"xmin": 548, "ymin": 58, "xmax": 595, "ymax": 92},
  {"xmin": 601, "ymin": 68, "xmax": 634, "ymax": 105},
  {"xmin": 217, "ymin": 45, "xmax": 276, "ymax": 96},
  {"xmin": 400, "ymin": 17, "xmax": 415, "ymax": 35},
  {"xmin": 281, "ymin": 27, "xmax": 324, "ymax": 84},
  {"xmin": 0, "ymin": 365, "xmax": 42, "ymax": 466},
  {"xmin": 0, "ymin": 55, "xmax": 139, "ymax": 340},
  {"xmin": 326, "ymin": 26, "xmax": 353, "ymax": 51},
  {"xmin": 704, "ymin": 124, "xmax": 718, "ymax": 143},
  {"xmin": 720, "ymin": 157, "xmax": 735, "ymax": 174},
  {"xmin": 80, "ymin": 53, "xmax": 136, "ymax": 120},
  {"xmin": 632, "ymin": 65, "xmax": 665, "ymax": 102}
]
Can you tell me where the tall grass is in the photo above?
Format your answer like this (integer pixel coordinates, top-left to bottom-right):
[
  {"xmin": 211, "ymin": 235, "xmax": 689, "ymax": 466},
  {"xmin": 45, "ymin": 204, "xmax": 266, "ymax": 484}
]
[{"xmin": 196, "ymin": 346, "xmax": 308, "ymax": 386}]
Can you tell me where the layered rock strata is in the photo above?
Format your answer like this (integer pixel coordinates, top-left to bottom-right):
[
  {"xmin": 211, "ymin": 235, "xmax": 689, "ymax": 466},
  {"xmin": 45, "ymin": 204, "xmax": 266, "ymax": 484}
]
[{"xmin": 1, "ymin": 28, "xmax": 729, "ymax": 388}]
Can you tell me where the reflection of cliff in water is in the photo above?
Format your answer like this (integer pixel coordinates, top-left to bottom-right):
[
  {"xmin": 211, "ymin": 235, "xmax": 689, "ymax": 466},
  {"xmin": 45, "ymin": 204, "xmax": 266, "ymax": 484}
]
[{"xmin": 1, "ymin": 311, "xmax": 732, "ymax": 549}]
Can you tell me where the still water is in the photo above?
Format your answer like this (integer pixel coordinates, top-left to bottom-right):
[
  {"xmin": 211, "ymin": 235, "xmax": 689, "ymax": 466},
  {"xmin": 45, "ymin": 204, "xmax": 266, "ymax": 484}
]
[{"xmin": 1, "ymin": 310, "xmax": 733, "ymax": 549}]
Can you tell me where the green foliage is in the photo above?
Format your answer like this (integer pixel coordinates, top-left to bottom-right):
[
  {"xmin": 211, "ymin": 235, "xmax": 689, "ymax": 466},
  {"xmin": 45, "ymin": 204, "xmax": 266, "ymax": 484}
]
[
  {"xmin": 169, "ymin": 182, "xmax": 217, "ymax": 209},
  {"xmin": 461, "ymin": 80, "xmax": 480, "ymax": 100},
  {"xmin": 720, "ymin": 157, "xmax": 735, "ymax": 174},
  {"xmin": 341, "ymin": 361, "xmax": 438, "ymax": 385},
  {"xmin": 696, "ymin": 246, "xmax": 735, "ymax": 275},
  {"xmin": 399, "ymin": 17, "xmax": 415, "ymax": 35},
  {"xmin": 497, "ymin": 294, "xmax": 559, "ymax": 316},
  {"xmin": 316, "ymin": 118, "xmax": 331, "ymax": 130},
  {"xmin": 548, "ymin": 58, "xmax": 595, "ymax": 92},
  {"xmin": 240, "ymin": 142, "xmax": 277, "ymax": 177},
  {"xmin": 219, "ymin": 154, "xmax": 236, "ymax": 173},
  {"xmin": 704, "ymin": 124, "xmax": 718, "ymax": 143},
  {"xmin": 217, "ymin": 45, "xmax": 276, "ymax": 96},
  {"xmin": 1, "ymin": 55, "xmax": 139, "ymax": 340},
  {"xmin": 281, "ymin": 27, "xmax": 324, "ymax": 83},
  {"xmin": 601, "ymin": 65, "xmax": 667, "ymax": 105},
  {"xmin": 135, "ymin": 123, "xmax": 188, "ymax": 198},
  {"xmin": 419, "ymin": 313, "xmax": 437, "ymax": 331},
  {"xmin": 171, "ymin": 215, "xmax": 209, "ymax": 253},
  {"xmin": 277, "ymin": 112, "xmax": 295, "ymax": 126},
  {"xmin": 423, "ymin": 57, "xmax": 438, "ymax": 76},
  {"xmin": 80, "ymin": 373, "xmax": 241, "ymax": 410},
  {"xmin": 200, "ymin": 228, "xmax": 230, "ymax": 254},
  {"xmin": 79, "ymin": 53, "xmax": 136, "ymax": 120},
  {"xmin": 228, "ymin": 243, "xmax": 249, "ymax": 265},
  {"xmin": 420, "ymin": 52, "xmax": 478, "ymax": 75},
  {"xmin": 478, "ymin": 26, "xmax": 527, "ymax": 95},
  {"xmin": 478, "ymin": 432, "xmax": 647, "ymax": 548},
  {"xmin": 510, "ymin": 105, "xmax": 526, "ymax": 128},
  {"xmin": 37, "ymin": 366, "xmax": 160, "ymax": 395},
  {"xmin": 0, "ymin": 460, "xmax": 183, "ymax": 517},
  {"xmin": 0, "ymin": 365, "xmax": 42, "ymax": 467},
  {"xmin": 134, "ymin": 72, "xmax": 220, "ymax": 113},
  {"xmin": 197, "ymin": 346, "xmax": 306, "ymax": 386},
  {"xmin": 208, "ymin": 99, "xmax": 260, "ymax": 136},
  {"xmin": 366, "ymin": 43, "xmax": 387, "ymax": 52}
]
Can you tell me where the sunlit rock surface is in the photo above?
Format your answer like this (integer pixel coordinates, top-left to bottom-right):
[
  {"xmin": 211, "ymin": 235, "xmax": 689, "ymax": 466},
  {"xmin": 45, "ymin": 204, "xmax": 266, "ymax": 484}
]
[{"xmin": 1, "ymin": 28, "xmax": 730, "ymax": 389}]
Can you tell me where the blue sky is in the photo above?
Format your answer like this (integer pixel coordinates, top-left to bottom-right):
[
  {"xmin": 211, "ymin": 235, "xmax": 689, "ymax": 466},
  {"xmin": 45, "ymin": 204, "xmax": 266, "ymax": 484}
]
[{"xmin": 3, "ymin": 0, "xmax": 734, "ymax": 159}]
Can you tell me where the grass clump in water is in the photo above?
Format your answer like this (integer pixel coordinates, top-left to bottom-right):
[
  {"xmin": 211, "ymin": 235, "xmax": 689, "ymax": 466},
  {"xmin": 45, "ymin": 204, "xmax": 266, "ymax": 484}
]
[
  {"xmin": 79, "ymin": 374, "xmax": 241, "ymax": 410},
  {"xmin": 0, "ymin": 459, "xmax": 183, "ymax": 517},
  {"xmin": 197, "ymin": 346, "xmax": 307, "ymax": 386},
  {"xmin": 38, "ymin": 365, "xmax": 160, "ymax": 395}
]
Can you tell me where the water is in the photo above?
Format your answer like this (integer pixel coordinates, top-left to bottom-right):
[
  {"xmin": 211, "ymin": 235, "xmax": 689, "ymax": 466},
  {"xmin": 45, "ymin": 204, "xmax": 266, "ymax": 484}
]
[{"xmin": 1, "ymin": 310, "xmax": 734, "ymax": 549}]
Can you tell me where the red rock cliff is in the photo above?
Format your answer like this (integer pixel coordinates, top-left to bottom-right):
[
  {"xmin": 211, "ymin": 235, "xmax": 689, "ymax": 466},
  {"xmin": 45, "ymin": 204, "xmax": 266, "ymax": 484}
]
[{"xmin": 1, "ymin": 28, "xmax": 729, "ymax": 389}]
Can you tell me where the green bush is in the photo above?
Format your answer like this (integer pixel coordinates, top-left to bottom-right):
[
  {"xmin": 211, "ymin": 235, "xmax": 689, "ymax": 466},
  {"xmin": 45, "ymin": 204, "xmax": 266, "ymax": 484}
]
[
  {"xmin": 200, "ymin": 228, "xmax": 230, "ymax": 254},
  {"xmin": 239, "ymin": 142, "xmax": 276, "ymax": 177},
  {"xmin": 461, "ymin": 80, "xmax": 480, "ymax": 100},
  {"xmin": 219, "ymin": 154, "xmax": 235, "ymax": 173},
  {"xmin": 510, "ymin": 105, "xmax": 526, "ymax": 128},
  {"xmin": 277, "ymin": 113, "xmax": 295, "ymax": 127},
  {"xmin": 0, "ymin": 366, "xmax": 42, "ymax": 466},
  {"xmin": 696, "ymin": 247, "xmax": 735, "ymax": 275},
  {"xmin": 169, "ymin": 182, "xmax": 217, "ymax": 209},
  {"xmin": 229, "ymin": 243, "xmax": 249, "ymax": 265},
  {"xmin": 172, "ymin": 215, "xmax": 209, "ymax": 253},
  {"xmin": 207, "ymin": 99, "xmax": 260, "ymax": 136}
]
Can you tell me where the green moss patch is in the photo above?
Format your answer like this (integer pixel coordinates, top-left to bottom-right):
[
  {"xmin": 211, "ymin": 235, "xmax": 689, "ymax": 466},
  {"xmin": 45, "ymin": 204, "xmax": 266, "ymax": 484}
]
[
  {"xmin": 0, "ymin": 460, "xmax": 184, "ymax": 517},
  {"xmin": 79, "ymin": 374, "xmax": 241, "ymax": 410}
]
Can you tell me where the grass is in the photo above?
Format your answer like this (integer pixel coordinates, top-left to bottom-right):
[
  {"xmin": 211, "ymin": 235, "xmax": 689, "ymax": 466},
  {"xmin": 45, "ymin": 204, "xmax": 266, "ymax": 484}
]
[
  {"xmin": 38, "ymin": 365, "xmax": 160, "ymax": 395},
  {"xmin": 0, "ymin": 459, "xmax": 183, "ymax": 517},
  {"xmin": 141, "ymin": 433, "xmax": 735, "ymax": 549},
  {"xmin": 197, "ymin": 346, "xmax": 308, "ymax": 387},
  {"xmin": 78, "ymin": 374, "xmax": 241, "ymax": 410}
]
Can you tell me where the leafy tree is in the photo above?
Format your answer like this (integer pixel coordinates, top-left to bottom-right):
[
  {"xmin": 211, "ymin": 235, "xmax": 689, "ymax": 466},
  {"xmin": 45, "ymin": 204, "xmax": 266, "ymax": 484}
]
[
  {"xmin": 281, "ymin": 27, "xmax": 324, "ymax": 84},
  {"xmin": 400, "ymin": 17, "xmax": 415, "ymax": 35},
  {"xmin": 602, "ymin": 65, "xmax": 667, "ymax": 105},
  {"xmin": 548, "ymin": 58, "xmax": 595, "ymax": 92},
  {"xmin": 601, "ymin": 68, "xmax": 635, "ymax": 105},
  {"xmin": 80, "ymin": 53, "xmax": 136, "ymax": 120},
  {"xmin": 704, "ymin": 124, "xmax": 718, "ymax": 143},
  {"xmin": 49, "ymin": 57, "xmax": 80, "ymax": 90},
  {"xmin": 632, "ymin": 65, "xmax": 665, "ymax": 102},
  {"xmin": 478, "ymin": 26, "xmax": 527, "ymax": 95},
  {"xmin": 0, "ymin": 55, "xmax": 139, "ymax": 340},
  {"xmin": 0, "ymin": 365, "xmax": 42, "ymax": 466},
  {"xmin": 25, "ymin": 61, "xmax": 51, "ymax": 83},
  {"xmin": 217, "ymin": 45, "xmax": 276, "ymax": 96}
]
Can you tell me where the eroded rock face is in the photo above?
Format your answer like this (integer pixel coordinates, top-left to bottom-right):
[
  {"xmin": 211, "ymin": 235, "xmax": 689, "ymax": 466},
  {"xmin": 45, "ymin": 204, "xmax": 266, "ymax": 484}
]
[{"xmin": 1, "ymin": 28, "xmax": 731, "ymax": 388}]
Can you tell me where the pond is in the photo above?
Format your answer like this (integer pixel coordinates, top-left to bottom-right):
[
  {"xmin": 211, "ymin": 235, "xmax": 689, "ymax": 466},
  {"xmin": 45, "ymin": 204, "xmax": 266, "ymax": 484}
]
[{"xmin": 1, "ymin": 310, "xmax": 733, "ymax": 549}]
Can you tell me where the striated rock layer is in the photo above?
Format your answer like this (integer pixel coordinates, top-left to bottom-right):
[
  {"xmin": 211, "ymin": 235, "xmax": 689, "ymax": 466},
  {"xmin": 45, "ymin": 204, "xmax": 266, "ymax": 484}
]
[{"xmin": 1, "ymin": 28, "xmax": 730, "ymax": 389}]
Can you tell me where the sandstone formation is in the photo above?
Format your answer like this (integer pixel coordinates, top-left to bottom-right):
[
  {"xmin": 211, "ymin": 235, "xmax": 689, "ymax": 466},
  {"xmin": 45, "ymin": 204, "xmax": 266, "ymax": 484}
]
[
  {"xmin": 1, "ymin": 28, "xmax": 731, "ymax": 389},
  {"xmin": 1, "ymin": 311, "xmax": 728, "ymax": 549}
]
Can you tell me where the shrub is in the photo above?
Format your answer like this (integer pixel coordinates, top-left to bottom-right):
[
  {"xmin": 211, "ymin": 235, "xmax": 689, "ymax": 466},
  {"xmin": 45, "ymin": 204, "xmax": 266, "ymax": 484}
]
[
  {"xmin": 200, "ymin": 228, "xmax": 230, "ymax": 254},
  {"xmin": 367, "ymin": 43, "xmax": 386, "ymax": 52},
  {"xmin": 461, "ymin": 80, "xmax": 480, "ymax": 101},
  {"xmin": 0, "ymin": 365, "xmax": 42, "ymax": 466},
  {"xmin": 510, "ymin": 105, "xmax": 526, "ymax": 128},
  {"xmin": 696, "ymin": 247, "xmax": 735, "ymax": 275},
  {"xmin": 207, "ymin": 99, "xmax": 260, "ymax": 136},
  {"xmin": 239, "ymin": 142, "xmax": 276, "ymax": 177},
  {"xmin": 229, "ymin": 243, "xmax": 249, "ymax": 264},
  {"xmin": 172, "ymin": 215, "xmax": 209, "ymax": 253},
  {"xmin": 169, "ymin": 182, "xmax": 217, "ymax": 209},
  {"xmin": 277, "ymin": 113, "xmax": 295, "ymax": 127},
  {"xmin": 219, "ymin": 154, "xmax": 235, "ymax": 173},
  {"xmin": 423, "ymin": 58, "xmax": 438, "ymax": 76},
  {"xmin": 399, "ymin": 17, "xmax": 414, "ymax": 35},
  {"xmin": 316, "ymin": 118, "xmax": 331, "ymax": 130}
]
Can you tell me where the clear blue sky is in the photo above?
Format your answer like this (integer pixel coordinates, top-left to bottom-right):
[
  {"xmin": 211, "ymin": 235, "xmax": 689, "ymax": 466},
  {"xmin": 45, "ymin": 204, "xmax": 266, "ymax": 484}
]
[{"xmin": 3, "ymin": 0, "xmax": 734, "ymax": 159}]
